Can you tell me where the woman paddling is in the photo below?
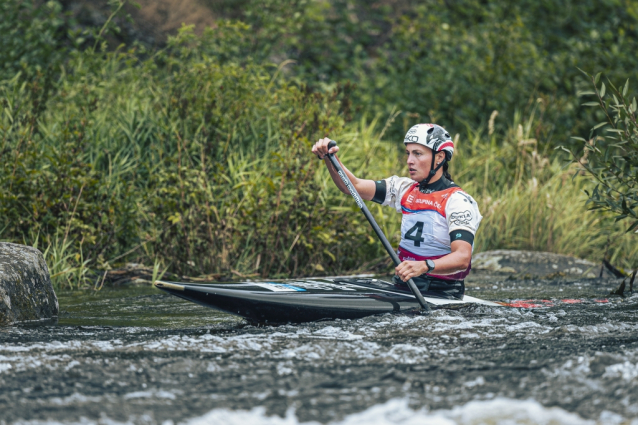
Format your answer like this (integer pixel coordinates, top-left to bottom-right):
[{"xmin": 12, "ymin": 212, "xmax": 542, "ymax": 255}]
[{"xmin": 312, "ymin": 124, "xmax": 482, "ymax": 300}]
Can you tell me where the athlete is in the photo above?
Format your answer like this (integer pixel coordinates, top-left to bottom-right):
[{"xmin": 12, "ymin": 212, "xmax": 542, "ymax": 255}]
[{"xmin": 311, "ymin": 124, "xmax": 482, "ymax": 299}]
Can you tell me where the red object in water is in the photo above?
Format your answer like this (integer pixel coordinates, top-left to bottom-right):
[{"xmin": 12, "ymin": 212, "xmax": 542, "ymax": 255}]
[
  {"xmin": 508, "ymin": 300, "xmax": 545, "ymax": 308},
  {"xmin": 507, "ymin": 298, "xmax": 610, "ymax": 308}
]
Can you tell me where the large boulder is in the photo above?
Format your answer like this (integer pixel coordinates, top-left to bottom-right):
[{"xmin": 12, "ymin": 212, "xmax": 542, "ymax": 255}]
[
  {"xmin": 0, "ymin": 243, "xmax": 58, "ymax": 325},
  {"xmin": 471, "ymin": 250, "xmax": 608, "ymax": 278}
]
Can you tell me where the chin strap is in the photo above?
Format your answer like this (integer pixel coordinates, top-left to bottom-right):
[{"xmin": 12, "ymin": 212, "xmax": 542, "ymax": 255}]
[{"xmin": 419, "ymin": 150, "xmax": 446, "ymax": 189}]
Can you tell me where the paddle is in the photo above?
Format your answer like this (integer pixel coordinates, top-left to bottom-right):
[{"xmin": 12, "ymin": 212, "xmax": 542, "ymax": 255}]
[{"xmin": 325, "ymin": 140, "xmax": 431, "ymax": 313}]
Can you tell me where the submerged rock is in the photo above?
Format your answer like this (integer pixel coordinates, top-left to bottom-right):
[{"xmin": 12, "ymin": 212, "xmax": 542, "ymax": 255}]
[
  {"xmin": 0, "ymin": 243, "xmax": 58, "ymax": 325},
  {"xmin": 471, "ymin": 250, "xmax": 605, "ymax": 278}
]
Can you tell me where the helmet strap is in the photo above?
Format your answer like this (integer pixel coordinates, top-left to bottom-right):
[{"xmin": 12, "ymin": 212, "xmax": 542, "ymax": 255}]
[{"xmin": 419, "ymin": 149, "xmax": 446, "ymax": 187}]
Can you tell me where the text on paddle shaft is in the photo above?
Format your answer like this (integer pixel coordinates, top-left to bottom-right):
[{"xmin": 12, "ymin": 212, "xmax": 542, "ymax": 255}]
[{"xmin": 338, "ymin": 170, "xmax": 363, "ymax": 209}]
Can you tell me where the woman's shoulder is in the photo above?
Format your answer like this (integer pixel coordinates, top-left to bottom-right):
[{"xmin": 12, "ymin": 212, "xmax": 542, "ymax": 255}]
[
  {"xmin": 377, "ymin": 176, "xmax": 417, "ymax": 211},
  {"xmin": 384, "ymin": 175, "xmax": 417, "ymax": 193},
  {"xmin": 385, "ymin": 175, "xmax": 416, "ymax": 185},
  {"xmin": 446, "ymin": 189, "xmax": 482, "ymax": 214}
]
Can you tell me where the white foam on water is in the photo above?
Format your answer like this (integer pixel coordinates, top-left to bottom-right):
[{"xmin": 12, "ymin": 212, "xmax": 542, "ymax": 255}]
[
  {"xmin": 10, "ymin": 398, "xmax": 637, "ymax": 425},
  {"xmin": 184, "ymin": 407, "xmax": 307, "ymax": 425},
  {"xmin": 0, "ymin": 311, "xmax": 611, "ymax": 382},
  {"xmin": 276, "ymin": 361, "xmax": 294, "ymax": 375},
  {"xmin": 64, "ymin": 360, "xmax": 81, "ymax": 371},
  {"xmin": 49, "ymin": 392, "xmax": 105, "ymax": 406},
  {"xmin": 604, "ymin": 362, "xmax": 638, "ymax": 381},
  {"xmin": 180, "ymin": 397, "xmax": 632, "ymax": 425},
  {"xmin": 310, "ymin": 326, "xmax": 364, "ymax": 340},
  {"xmin": 123, "ymin": 389, "xmax": 178, "ymax": 400},
  {"xmin": 462, "ymin": 376, "xmax": 485, "ymax": 388},
  {"xmin": 425, "ymin": 310, "xmax": 555, "ymax": 338},
  {"xmin": 382, "ymin": 343, "xmax": 430, "ymax": 364},
  {"xmin": 0, "ymin": 353, "xmax": 71, "ymax": 374},
  {"xmin": 14, "ymin": 416, "xmax": 140, "ymax": 425},
  {"xmin": 559, "ymin": 322, "xmax": 638, "ymax": 335},
  {"xmin": 0, "ymin": 305, "xmax": 621, "ymax": 361},
  {"xmin": 504, "ymin": 320, "xmax": 545, "ymax": 331},
  {"xmin": 0, "ymin": 339, "xmax": 121, "ymax": 353}
]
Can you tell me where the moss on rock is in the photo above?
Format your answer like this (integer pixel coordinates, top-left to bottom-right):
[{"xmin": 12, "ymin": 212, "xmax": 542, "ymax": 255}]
[{"xmin": 0, "ymin": 243, "xmax": 58, "ymax": 325}]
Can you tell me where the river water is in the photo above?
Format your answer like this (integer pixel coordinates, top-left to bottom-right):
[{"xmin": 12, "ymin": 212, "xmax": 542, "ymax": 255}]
[{"xmin": 1, "ymin": 275, "xmax": 637, "ymax": 424}]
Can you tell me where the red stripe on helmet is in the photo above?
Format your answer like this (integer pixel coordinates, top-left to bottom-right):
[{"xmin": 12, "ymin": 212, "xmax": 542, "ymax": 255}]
[{"xmin": 437, "ymin": 142, "xmax": 454, "ymax": 151}]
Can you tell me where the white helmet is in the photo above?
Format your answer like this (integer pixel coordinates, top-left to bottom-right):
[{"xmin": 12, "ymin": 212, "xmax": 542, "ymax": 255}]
[{"xmin": 403, "ymin": 123, "xmax": 454, "ymax": 161}]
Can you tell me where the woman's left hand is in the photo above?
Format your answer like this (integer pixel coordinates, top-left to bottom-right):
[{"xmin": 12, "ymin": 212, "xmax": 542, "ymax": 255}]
[{"xmin": 395, "ymin": 260, "xmax": 429, "ymax": 282}]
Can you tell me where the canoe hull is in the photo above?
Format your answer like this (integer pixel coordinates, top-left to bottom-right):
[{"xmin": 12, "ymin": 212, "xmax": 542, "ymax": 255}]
[{"xmin": 155, "ymin": 278, "xmax": 502, "ymax": 323}]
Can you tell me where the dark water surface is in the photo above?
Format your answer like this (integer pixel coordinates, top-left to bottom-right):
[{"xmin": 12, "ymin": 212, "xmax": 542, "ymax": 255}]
[{"xmin": 1, "ymin": 276, "xmax": 637, "ymax": 424}]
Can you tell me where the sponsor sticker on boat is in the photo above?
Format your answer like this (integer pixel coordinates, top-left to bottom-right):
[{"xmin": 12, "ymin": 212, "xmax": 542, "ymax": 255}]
[
  {"xmin": 286, "ymin": 281, "xmax": 357, "ymax": 291},
  {"xmin": 249, "ymin": 281, "xmax": 357, "ymax": 292},
  {"xmin": 250, "ymin": 283, "xmax": 306, "ymax": 292}
]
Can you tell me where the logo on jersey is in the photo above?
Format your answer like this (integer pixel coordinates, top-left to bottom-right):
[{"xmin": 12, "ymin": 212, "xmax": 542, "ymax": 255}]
[
  {"xmin": 414, "ymin": 198, "xmax": 442, "ymax": 209},
  {"xmin": 450, "ymin": 210, "xmax": 472, "ymax": 226},
  {"xmin": 403, "ymin": 186, "xmax": 448, "ymax": 212},
  {"xmin": 457, "ymin": 192, "xmax": 474, "ymax": 204}
]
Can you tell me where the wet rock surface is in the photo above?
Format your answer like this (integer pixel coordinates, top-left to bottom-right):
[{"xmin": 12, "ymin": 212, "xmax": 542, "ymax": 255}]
[
  {"xmin": 0, "ymin": 275, "xmax": 636, "ymax": 424},
  {"xmin": 472, "ymin": 250, "xmax": 612, "ymax": 279},
  {"xmin": 0, "ymin": 243, "xmax": 59, "ymax": 325}
]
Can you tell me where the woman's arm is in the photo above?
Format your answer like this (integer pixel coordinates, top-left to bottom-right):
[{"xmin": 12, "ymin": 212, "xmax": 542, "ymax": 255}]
[
  {"xmin": 312, "ymin": 137, "xmax": 376, "ymax": 201},
  {"xmin": 394, "ymin": 240, "xmax": 472, "ymax": 282}
]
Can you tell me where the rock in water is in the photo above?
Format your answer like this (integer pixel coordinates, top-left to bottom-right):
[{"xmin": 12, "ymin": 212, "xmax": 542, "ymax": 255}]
[
  {"xmin": 0, "ymin": 243, "xmax": 59, "ymax": 325},
  {"xmin": 471, "ymin": 250, "xmax": 602, "ymax": 278}
]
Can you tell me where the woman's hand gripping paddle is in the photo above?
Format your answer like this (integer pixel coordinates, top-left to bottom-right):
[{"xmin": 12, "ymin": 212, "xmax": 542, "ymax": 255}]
[{"xmin": 325, "ymin": 140, "xmax": 431, "ymax": 314}]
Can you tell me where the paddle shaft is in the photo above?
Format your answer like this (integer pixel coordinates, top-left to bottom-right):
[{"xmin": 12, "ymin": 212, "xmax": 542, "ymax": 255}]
[{"xmin": 325, "ymin": 141, "xmax": 431, "ymax": 313}]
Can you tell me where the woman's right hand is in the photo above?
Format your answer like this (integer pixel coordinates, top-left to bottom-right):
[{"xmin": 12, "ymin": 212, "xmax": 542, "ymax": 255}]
[{"xmin": 312, "ymin": 137, "xmax": 339, "ymax": 160}]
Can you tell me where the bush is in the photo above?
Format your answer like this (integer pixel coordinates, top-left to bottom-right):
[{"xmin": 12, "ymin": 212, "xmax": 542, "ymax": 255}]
[
  {"xmin": 449, "ymin": 109, "xmax": 638, "ymax": 270},
  {"xmin": 201, "ymin": 0, "xmax": 638, "ymax": 148},
  {"xmin": 567, "ymin": 72, "xmax": 638, "ymax": 234},
  {"xmin": 0, "ymin": 0, "xmax": 68, "ymax": 81},
  {"xmin": 0, "ymin": 25, "xmax": 364, "ymax": 286}
]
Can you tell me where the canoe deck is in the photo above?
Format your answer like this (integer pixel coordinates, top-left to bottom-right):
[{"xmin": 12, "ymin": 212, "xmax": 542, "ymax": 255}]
[{"xmin": 154, "ymin": 277, "xmax": 503, "ymax": 323}]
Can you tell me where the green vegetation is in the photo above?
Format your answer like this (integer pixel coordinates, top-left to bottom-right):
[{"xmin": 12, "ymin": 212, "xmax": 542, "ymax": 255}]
[
  {"xmin": 203, "ymin": 0, "xmax": 638, "ymax": 144},
  {"xmin": 454, "ymin": 113, "xmax": 638, "ymax": 267},
  {"xmin": 565, "ymin": 72, "xmax": 638, "ymax": 233},
  {"xmin": 0, "ymin": 0, "xmax": 636, "ymax": 288}
]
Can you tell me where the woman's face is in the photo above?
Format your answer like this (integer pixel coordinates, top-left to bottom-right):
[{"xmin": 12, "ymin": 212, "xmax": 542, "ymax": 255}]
[{"xmin": 405, "ymin": 143, "xmax": 434, "ymax": 182}]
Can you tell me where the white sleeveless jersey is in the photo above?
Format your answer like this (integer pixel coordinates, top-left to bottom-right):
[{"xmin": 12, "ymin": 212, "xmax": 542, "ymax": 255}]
[{"xmin": 379, "ymin": 176, "xmax": 482, "ymax": 280}]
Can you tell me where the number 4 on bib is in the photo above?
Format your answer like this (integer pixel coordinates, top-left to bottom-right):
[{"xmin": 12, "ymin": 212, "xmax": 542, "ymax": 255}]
[{"xmin": 405, "ymin": 221, "xmax": 425, "ymax": 247}]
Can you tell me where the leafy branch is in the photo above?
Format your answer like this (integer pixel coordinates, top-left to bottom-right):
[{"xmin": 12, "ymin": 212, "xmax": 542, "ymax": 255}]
[{"xmin": 564, "ymin": 70, "xmax": 638, "ymax": 233}]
